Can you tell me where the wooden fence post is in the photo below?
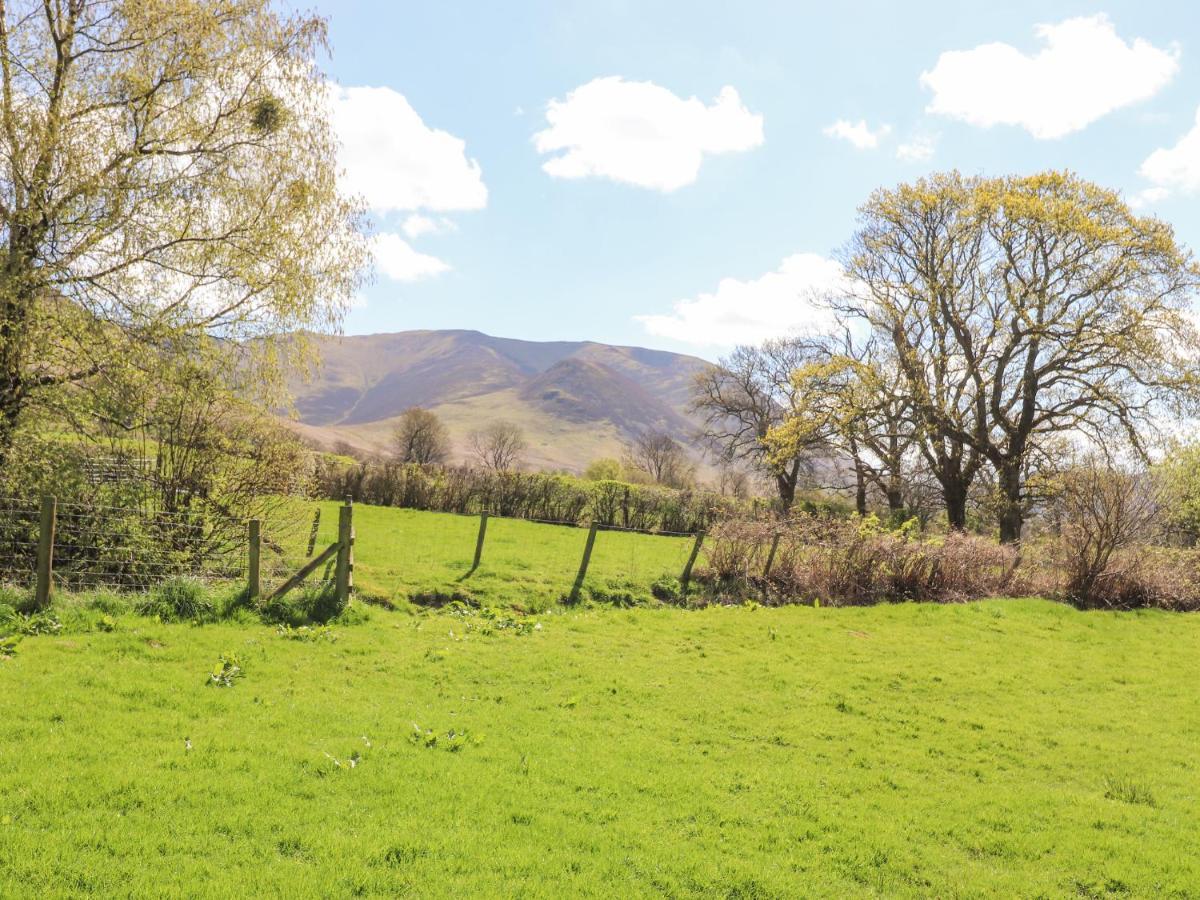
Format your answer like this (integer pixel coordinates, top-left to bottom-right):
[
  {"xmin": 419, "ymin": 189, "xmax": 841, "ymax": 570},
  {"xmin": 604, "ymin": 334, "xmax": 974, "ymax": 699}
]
[
  {"xmin": 247, "ymin": 519, "xmax": 261, "ymax": 601},
  {"xmin": 34, "ymin": 494, "xmax": 56, "ymax": 610},
  {"xmin": 763, "ymin": 532, "xmax": 782, "ymax": 579},
  {"xmin": 680, "ymin": 530, "xmax": 706, "ymax": 595},
  {"xmin": 471, "ymin": 512, "xmax": 489, "ymax": 572},
  {"xmin": 305, "ymin": 508, "xmax": 321, "ymax": 558},
  {"xmin": 335, "ymin": 498, "xmax": 354, "ymax": 604},
  {"xmin": 569, "ymin": 522, "xmax": 600, "ymax": 603}
]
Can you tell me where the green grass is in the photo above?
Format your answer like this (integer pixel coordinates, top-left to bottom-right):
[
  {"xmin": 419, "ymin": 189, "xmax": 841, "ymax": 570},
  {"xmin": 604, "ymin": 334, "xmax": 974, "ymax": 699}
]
[
  {"xmin": 268, "ymin": 501, "xmax": 697, "ymax": 610},
  {"xmin": 2, "ymin": 599, "xmax": 1198, "ymax": 897}
]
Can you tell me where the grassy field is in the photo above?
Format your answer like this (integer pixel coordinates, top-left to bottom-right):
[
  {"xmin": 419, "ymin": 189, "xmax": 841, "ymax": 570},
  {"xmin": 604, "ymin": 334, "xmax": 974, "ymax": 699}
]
[
  {"xmin": 2, "ymin": 598, "xmax": 1198, "ymax": 897},
  {"xmin": 267, "ymin": 501, "xmax": 698, "ymax": 610}
]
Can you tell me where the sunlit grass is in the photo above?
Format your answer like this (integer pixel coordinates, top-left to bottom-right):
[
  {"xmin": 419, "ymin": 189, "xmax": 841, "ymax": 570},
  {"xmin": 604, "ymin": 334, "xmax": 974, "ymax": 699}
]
[
  {"xmin": 1, "ymin": 599, "xmax": 1197, "ymax": 896},
  {"xmin": 268, "ymin": 501, "xmax": 697, "ymax": 611}
]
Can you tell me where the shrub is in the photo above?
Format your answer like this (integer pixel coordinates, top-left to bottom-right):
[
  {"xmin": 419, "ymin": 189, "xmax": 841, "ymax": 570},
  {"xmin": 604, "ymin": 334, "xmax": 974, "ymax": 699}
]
[
  {"xmin": 137, "ymin": 577, "xmax": 216, "ymax": 623},
  {"xmin": 1053, "ymin": 466, "xmax": 1164, "ymax": 608},
  {"xmin": 701, "ymin": 514, "xmax": 1021, "ymax": 606},
  {"xmin": 313, "ymin": 459, "xmax": 755, "ymax": 533}
]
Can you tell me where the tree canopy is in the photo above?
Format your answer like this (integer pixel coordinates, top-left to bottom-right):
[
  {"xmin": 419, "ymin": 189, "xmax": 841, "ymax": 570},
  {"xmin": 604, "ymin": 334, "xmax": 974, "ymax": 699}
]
[
  {"xmin": 0, "ymin": 0, "xmax": 368, "ymax": 462},
  {"xmin": 831, "ymin": 170, "xmax": 1200, "ymax": 541}
]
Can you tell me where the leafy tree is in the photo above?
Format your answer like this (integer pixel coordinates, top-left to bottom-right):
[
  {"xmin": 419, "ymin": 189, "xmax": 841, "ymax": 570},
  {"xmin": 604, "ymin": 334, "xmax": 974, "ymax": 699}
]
[
  {"xmin": 392, "ymin": 408, "xmax": 450, "ymax": 466},
  {"xmin": 0, "ymin": 0, "xmax": 368, "ymax": 465},
  {"xmin": 691, "ymin": 338, "xmax": 823, "ymax": 509},
  {"xmin": 583, "ymin": 457, "xmax": 622, "ymax": 481},
  {"xmin": 838, "ymin": 171, "xmax": 1200, "ymax": 541},
  {"xmin": 1158, "ymin": 442, "xmax": 1200, "ymax": 546},
  {"xmin": 468, "ymin": 420, "xmax": 526, "ymax": 472}
]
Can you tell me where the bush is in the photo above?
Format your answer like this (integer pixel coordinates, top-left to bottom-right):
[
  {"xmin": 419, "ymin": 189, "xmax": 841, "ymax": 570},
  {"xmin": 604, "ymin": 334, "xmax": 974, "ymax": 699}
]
[
  {"xmin": 137, "ymin": 577, "xmax": 216, "ymax": 623},
  {"xmin": 1053, "ymin": 466, "xmax": 1164, "ymax": 608},
  {"xmin": 701, "ymin": 514, "xmax": 1021, "ymax": 606},
  {"xmin": 313, "ymin": 459, "xmax": 756, "ymax": 534}
]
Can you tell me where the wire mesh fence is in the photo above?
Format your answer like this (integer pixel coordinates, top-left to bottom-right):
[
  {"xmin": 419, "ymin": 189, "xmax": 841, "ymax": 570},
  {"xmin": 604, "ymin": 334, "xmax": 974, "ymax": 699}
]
[
  {"xmin": 0, "ymin": 496, "xmax": 245, "ymax": 592},
  {"xmin": 0, "ymin": 497, "xmax": 40, "ymax": 587}
]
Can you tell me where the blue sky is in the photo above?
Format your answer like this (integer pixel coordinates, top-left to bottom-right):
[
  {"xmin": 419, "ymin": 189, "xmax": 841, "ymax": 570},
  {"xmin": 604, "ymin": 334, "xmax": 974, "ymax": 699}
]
[{"xmin": 313, "ymin": 1, "xmax": 1200, "ymax": 360}]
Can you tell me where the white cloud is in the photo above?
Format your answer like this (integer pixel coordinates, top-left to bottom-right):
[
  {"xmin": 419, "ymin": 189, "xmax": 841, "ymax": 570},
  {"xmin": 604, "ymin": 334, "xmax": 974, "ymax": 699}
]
[
  {"xmin": 371, "ymin": 232, "xmax": 450, "ymax": 282},
  {"xmin": 635, "ymin": 253, "xmax": 845, "ymax": 347},
  {"xmin": 920, "ymin": 14, "xmax": 1179, "ymax": 139},
  {"xmin": 823, "ymin": 119, "xmax": 890, "ymax": 150},
  {"xmin": 330, "ymin": 85, "xmax": 487, "ymax": 213},
  {"xmin": 1128, "ymin": 186, "xmax": 1170, "ymax": 209},
  {"xmin": 896, "ymin": 134, "xmax": 937, "ymax": 162},
  {"xmin": 1139, "ymin": 106, "xmax": 1200, "ymax": 194},
  {"xmin": 401, "ymin": 214, "xmax": 456, "ymax": 239},
  {"xmin": 534, "ymin": 77, "xmax": 763, "ymax": 192}
]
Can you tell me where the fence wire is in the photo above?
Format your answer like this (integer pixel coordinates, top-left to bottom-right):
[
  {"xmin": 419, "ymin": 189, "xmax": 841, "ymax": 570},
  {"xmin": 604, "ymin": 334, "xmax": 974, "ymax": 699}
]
[
  {"xmin": 0, "ymin": 496, "xmax": 245, "ymax": 592},
  {"xmin": 0, "ymin": 498, "xmax": 39, "ymax": 586},
  {"xmin": 258, "ymin": 502, "xmax": 333, "ymax": 595},
  {"xmin": 0, "ymin": 495, "xmax": 704, "ymax": 601}
]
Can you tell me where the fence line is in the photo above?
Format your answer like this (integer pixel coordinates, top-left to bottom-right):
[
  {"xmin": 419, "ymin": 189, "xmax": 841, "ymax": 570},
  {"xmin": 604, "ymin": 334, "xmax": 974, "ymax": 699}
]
[{"xmin": 0, "ymin": 495, "xmax": 704, "ymax": 606}]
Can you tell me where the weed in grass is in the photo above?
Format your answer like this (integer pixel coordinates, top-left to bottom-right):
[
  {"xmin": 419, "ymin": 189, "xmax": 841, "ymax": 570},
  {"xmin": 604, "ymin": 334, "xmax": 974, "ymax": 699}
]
[
  {"xmin": 85, "ymin": 590, "xmax": 131, "ymax": 616},
  {"xmin": 206, "ymin": 653, "xmax": 244, "ymax": 688},
  {"xmin": 1102, "ymin": 775, "xmax": 1157, "ymax": 807},
  {"xmin": 409, "ymin": 723, "xmax": 479, "ymax": 752},
  {"xmin": 274, "ymin": 623, "xmax": 338, "ymax": 643},
  {"xmin": 0, "ymin": 633, "xmax": 18, "ymax": 659},
  {"xmin": 17, "ymin": 611, "xmax": 61, "ymax": 635}
]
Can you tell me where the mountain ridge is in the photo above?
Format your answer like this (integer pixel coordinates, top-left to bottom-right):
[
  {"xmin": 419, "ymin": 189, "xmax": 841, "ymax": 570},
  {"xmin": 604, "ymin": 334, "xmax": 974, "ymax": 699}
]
[{"xmin": 284, "ymin": 329, "xmax": 714, "ymax": 472}]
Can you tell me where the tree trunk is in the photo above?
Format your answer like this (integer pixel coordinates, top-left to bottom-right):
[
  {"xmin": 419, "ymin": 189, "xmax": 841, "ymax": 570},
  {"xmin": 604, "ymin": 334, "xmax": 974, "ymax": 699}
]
[
  {"xmin": 853, "ymin": 461, "xmax": 868, "ymax": 516},
  {"xmin": 885, "ymin": 485, "xmax": 904, "ymax": 514},
  {"xmin": 943, "ymin": 478, "xmax": 968, "ymax": 531},
  {"xmin": 775, "ymin": 460, "xmax": 799, "ymax": 512},
  {"xmin": 997, "ymin": 463, "xmax": 1024, "ymax": 545}
]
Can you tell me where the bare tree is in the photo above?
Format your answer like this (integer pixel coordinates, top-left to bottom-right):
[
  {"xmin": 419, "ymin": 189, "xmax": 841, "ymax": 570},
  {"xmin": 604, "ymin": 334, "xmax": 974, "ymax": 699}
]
[
  {"xmin": 1055, "ymin": 464, "xmax": 1164, "ymax": 607},
  {"xmin": 715, "ymin": 461, "xmax": 754, "ymax": 499},
  {"xmin": 624, "ymin": 430, "xmax": 693, "ymax": 489},
  {"xmin": 691, "ymin": 338, "xmax": 824, "ymax": 509},
  {"xmin": 468, "ymin": 420, "xmax": 527, "ymax": 471},
  {"xmin": 392, "ymin": 408, "xmax": 450, "ymax": 465}
]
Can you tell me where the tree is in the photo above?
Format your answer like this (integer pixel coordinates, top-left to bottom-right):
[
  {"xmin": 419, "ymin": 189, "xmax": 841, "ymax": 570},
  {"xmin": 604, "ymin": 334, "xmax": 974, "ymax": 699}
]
[
  {"xmin": 768, "ymin": 336, "xmax": 919, "ymax": 518},
  {"xmin": 583, "ymin": 457, "xmax": 622, "ymax": 481},
  {"xmin": 836, "ymin": 173, "xmax": 988, "ymax": 531},
  {"xmin": 1157, "ymin": 442, "xmax": 1200, "ymax": 546},
  {"xmin": 468, "ymin": 420, "xmax": 526, "ymax": 471},
  {"xmin": 623, "ymin": 430, "xmax": 693, "ymax": 489},
  {"xmin": 0, "ymin": 0, "xmax": 368, "ymax": 466},
  {"xmin": 838, "ymin": 171, "xmax": 1200, "ymax": 541},
  {"xmin": 715, "ymin": 461, "xmax": 754, "ymax": 499},
  {"xmin": 691, "ymin": 338, "xmax": 823, "ymax": 509},
  {"xmin": 392, "ymin": 408, "xmax": 450, "ymax": 466}
]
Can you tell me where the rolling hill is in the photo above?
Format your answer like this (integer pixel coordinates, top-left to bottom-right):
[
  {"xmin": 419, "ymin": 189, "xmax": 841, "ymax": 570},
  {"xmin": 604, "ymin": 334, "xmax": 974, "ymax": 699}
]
[{"xmin": 282, "ymin": 330, "xmax": 715, "ymax": 472}]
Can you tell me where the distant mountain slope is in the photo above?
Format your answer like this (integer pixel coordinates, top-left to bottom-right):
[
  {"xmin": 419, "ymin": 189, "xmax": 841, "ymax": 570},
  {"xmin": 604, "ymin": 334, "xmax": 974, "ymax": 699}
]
[{"xmin": 284, "ymin": 330, "xmax": 714, "ymax": 472}]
